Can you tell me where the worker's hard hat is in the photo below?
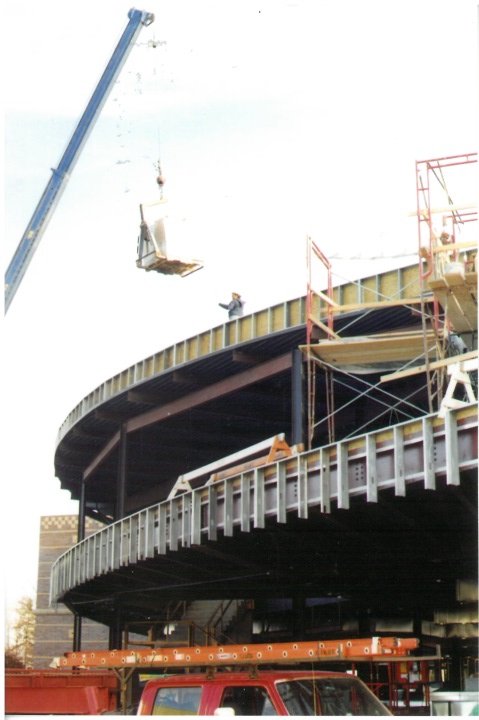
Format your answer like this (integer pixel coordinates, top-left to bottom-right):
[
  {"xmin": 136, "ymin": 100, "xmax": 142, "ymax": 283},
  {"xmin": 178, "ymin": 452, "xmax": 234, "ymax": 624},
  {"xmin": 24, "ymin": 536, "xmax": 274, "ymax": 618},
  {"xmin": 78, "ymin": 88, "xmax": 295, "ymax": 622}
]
[{"xmin": 232, "ymin": 292, "xmax": 241, "ymax": 297}]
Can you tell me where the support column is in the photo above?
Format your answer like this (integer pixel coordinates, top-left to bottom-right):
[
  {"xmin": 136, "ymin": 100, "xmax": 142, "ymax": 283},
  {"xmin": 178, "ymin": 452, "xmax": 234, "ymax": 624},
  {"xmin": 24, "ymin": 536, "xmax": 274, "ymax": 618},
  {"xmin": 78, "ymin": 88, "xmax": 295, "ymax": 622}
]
[
  {"xmin": 291, "ymin": 349, "xmax": 306, "ymax": 447},
  {"xmin": 73, "ymin": 613, "xmax": 82, "ymax": 652},
  {"xmin": 109, "ymin": 605, "xmax": 123, "ymax": 650},
  {"xmin": 73, "ymin": 482, "xmax": 86, "ymax": 652},
  {"xmin": 116, "ymin": 423, "xmax": 128, "ymax": 520}
]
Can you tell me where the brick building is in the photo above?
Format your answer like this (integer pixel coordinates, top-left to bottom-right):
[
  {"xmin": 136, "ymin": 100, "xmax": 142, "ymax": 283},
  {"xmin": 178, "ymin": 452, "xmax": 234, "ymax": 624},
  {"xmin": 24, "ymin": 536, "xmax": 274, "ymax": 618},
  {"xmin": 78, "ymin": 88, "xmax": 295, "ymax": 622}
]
[{"xmin": 33, "ymin": 515, "xmax": 109, "ymax": 668}]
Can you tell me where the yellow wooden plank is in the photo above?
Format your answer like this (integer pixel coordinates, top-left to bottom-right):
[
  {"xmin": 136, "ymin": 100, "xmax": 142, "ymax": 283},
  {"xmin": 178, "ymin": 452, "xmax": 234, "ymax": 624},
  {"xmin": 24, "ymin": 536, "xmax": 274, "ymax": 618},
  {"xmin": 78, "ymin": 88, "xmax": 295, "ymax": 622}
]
[
  {"xmin": 431, "ymin": 240, "xmax": 477, "ymax": 254},
  {"xmin": 444, "ymin": 272, "xmax": 465, "ymax": 286},
  {"xmin": 448, "ymin": 285, "xmax": 477, "ymax": 317},
  {"xmin": 427, "ymin": 281, "xmax": 477, "ymax": 333},
  {"xmin": 302, "ymin": 333, "xmax": 438, "ymax": 367},
  {"xmin": 381, "ymin": 350, "xmax": 478, "ymax": 383},
  {"xmin": 465, "ymin": 271, "xmax": 478, "ymax": 287}
]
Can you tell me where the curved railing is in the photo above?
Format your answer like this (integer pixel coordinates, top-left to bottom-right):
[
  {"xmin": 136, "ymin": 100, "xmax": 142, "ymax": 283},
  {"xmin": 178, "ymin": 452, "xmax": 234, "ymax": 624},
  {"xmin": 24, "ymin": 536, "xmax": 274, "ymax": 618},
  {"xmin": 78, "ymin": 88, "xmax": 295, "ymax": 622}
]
[{"xmin": 50, "ymin": 403, "xmax": 478, "ymax": 604}]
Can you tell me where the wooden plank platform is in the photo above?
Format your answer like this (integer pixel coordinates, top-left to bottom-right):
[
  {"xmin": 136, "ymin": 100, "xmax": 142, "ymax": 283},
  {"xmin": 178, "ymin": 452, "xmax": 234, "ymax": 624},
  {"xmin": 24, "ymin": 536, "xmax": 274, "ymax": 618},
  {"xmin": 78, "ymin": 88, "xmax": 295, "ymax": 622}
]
[
  {"xmin": 301, "ymin": 330, "xmax": 439, "ymax": 371},
  {"xmin": 428, "ymin": 270, "xmax": 477, "ymax": 332}
]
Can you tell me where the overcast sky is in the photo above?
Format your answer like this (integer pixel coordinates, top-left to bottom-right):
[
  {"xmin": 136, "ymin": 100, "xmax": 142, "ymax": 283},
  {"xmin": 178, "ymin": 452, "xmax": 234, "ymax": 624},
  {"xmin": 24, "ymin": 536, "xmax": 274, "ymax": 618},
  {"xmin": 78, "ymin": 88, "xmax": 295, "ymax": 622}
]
[{"xmin": 2, "ymin": 0, "xmax": 477, "ymax": 629}]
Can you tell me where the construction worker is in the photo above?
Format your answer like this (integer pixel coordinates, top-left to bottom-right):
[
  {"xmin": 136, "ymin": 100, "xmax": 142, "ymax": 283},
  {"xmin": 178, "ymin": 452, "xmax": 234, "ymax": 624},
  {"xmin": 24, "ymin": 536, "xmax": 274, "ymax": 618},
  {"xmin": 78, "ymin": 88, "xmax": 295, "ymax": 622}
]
[{"xmin": 219, "ymin": 292, "xmax": 245, "ymax": 320}]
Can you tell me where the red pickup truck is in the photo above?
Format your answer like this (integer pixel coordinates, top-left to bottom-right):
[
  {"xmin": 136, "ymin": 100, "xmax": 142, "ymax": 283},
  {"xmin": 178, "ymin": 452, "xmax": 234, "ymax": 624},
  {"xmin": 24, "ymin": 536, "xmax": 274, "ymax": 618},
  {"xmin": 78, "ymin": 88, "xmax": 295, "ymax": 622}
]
[
  {"xmin": 137, "ymin": 669, "xmax": 391, "ymax": 715},
  {"xmin": 29, "ymin": 637, "xmax": 414, "ymax": 715}
]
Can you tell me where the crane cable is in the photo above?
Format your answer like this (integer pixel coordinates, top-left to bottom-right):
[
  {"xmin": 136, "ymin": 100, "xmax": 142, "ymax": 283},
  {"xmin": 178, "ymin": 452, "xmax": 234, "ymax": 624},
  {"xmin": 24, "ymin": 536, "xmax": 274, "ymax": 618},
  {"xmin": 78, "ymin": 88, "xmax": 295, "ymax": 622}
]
[{"xmin": 153, "ymin": 35, "xmax": 167, "ymax": 198}]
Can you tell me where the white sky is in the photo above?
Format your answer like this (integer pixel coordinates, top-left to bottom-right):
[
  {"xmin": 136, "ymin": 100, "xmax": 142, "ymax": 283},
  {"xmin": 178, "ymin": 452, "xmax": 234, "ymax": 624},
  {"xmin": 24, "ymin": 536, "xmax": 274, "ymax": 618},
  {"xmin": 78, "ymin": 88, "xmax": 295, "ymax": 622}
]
[{"xmin": 2, "ymin": 0, "xmax": 477, "ymax": 632}]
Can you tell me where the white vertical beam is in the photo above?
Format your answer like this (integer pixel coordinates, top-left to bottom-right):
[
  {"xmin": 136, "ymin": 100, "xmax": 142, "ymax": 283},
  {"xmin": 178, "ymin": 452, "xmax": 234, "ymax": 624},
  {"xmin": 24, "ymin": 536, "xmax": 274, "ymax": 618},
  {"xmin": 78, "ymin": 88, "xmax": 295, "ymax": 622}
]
[
  {"xmin": 277, "ymin": 462, "xmax": 287, "ymax": 523},
  {"xmin": 445, "ymin": 410, "xmax": 460, "ymax": 486},
  {"xmin": 182, "ymin": 495, "xmax": 191, "ymax": 548},
  {"xmin": 80, "ymin": 542, "xmax": 87, "ymax": 583},
  {"xmin": 137, "ymin": 510, "xmax": 146, "ymax": 560},
  {"xmin": 94, "ymin": 533, "xmax": 101, "ymax": 575},
  {"xmin": 169, "ymin": 499, "xmax": 179, "ymax": 551},
  {"xmin": 366, "ymin": 434, "xmax": 378, "ymax": 503},
  {"xmin": 129, "ymin": 515, "xmax": 138, "ymax": 562},
  {"xmin": 145, "ymin": 507, "xmax": 155, "ymax": 558},
  {"xmin": 297, "ymin": 456, "xmax": 308, "ymax": 519},
  {"xmin": 208, "ymin": 485, "xmax": 218, "ymax": 540},
  {"xmin": 320, "ymin": 447, "xmax": 331, "ymax": 513},
  {"xmin": 86, "ymin": 538, "xmax": 94, "ymax": 580},
  {"xmin": 393, "ymin": 426, "xmax": 406, "ymax": 496},
  {"xmin": 158, "ymin": 503, "xmax": 167, "ymax": 555},
  {"xmin": 254, "ymin": 467, "xmax": 265, "ymax": 529},
  {"xmin": 337, "ymin": 443, "xmax": 349, "ymax": 509},
  {"xmin": 113, "ymin": 523, "xmax": 121, "ymax": 569},
  {"xmin": 120, "ymin": 519, "xmax": 129, "ymax": 565},
  {"xmin": 224, "ymin": 479, "xmax": 234, "ymax": 537},
  {"xmin": 423, "ymin": 416, "xmax": 436, "ymax": 490},
  {"xmin": 241, "ymin": 472, "xmax": 251, "ymax": 532},
  {"xmin": 191, "ymin": 490, "xmax": 202, "ymax": 546}
]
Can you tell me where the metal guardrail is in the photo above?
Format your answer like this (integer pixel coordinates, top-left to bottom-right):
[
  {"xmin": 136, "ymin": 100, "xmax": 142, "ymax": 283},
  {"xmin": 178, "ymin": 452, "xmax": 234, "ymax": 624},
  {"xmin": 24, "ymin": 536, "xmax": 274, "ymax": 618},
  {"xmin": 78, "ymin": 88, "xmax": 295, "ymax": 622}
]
[{"xmin": 50, "ymin": 404, "xmax": 477, "ymax": 604}]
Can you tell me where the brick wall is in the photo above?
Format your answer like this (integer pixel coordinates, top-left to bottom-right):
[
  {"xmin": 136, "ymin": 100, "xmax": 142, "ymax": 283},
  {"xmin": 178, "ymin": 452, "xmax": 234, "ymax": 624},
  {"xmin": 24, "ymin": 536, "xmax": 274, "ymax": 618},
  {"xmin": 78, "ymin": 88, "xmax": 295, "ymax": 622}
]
[{"xmin": 33, "ymin": 515, "xmax": 110, "ymax": 668}]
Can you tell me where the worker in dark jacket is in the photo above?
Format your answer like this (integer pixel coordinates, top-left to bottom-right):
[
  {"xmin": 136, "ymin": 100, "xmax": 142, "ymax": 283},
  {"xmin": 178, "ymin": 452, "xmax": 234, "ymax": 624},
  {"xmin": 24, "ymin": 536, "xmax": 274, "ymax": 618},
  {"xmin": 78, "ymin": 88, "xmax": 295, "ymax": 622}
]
[{"xmin": 219, "ymin": 292, "xmax": 245, "ymax": 319}]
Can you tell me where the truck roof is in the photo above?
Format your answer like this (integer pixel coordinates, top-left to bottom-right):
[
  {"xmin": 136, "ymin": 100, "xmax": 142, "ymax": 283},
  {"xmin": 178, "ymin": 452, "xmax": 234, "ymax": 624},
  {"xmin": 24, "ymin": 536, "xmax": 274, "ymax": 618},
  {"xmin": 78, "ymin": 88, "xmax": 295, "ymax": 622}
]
[{"xmin": 143, "ymin": 669, "xmax": 350, "ymax": 683}]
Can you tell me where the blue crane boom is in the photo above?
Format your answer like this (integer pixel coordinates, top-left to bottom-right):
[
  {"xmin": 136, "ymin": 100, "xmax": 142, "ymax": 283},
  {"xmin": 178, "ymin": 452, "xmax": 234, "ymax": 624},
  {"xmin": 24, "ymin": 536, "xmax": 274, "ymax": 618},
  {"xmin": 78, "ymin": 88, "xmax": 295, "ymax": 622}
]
[{"xmin": 5, "ymin": 8, "xmax": 154, "ymax": 313}]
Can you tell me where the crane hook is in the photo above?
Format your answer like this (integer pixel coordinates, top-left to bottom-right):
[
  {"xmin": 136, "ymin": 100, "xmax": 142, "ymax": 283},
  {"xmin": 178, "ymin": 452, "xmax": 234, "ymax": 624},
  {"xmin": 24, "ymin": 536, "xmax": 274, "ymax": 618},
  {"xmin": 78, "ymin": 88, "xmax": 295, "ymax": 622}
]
[{"xmin": 156, "ymin": 160, "xmax": 165, "ymax": 197}]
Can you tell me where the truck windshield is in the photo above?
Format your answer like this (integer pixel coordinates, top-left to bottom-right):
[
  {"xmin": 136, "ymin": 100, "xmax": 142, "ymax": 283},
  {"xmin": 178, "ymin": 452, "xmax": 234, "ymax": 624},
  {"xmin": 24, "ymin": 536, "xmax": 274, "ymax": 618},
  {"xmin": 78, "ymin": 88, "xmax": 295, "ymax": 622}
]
[{"xmin": 276, "ymin": 677, "xmax": 390, "ymax": 716}]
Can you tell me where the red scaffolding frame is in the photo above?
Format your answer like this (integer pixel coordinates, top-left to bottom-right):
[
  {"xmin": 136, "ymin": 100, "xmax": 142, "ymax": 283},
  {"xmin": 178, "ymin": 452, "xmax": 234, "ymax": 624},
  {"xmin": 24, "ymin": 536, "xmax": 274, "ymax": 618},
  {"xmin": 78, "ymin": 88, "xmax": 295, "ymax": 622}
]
[
  {"xmin": 416, "ymin": 153, "xmax": 477, "ymax": 286},
  {"xmin": 415, "ymin": 153, "xmax": 477, "ymax": 411},
  {"xmin": 306, "ymin": 236, "xmax": 337, "ymax": 447}
]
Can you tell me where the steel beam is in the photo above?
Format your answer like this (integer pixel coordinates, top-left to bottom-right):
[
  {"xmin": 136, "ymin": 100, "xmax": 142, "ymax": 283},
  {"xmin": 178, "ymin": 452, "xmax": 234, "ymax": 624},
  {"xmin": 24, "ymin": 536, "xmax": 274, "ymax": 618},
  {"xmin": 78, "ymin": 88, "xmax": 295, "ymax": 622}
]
[
  {"xmin": 116, "ymin": 424, "xmax": 127, "ymax": 519},
  {"xmin": 57, "ymin": 264, "xmax": 421, "ymax": 448},
  {"xmin": 291, "ymin": 349, "xmax": 306, "ymax": 447},
  {"xmin": 50, "ymin": 405, "xmax": 478, "ymax": 603},
  {"xmin": 82, "ymin": 355, "xmax": 293, "ymax": 484}
]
